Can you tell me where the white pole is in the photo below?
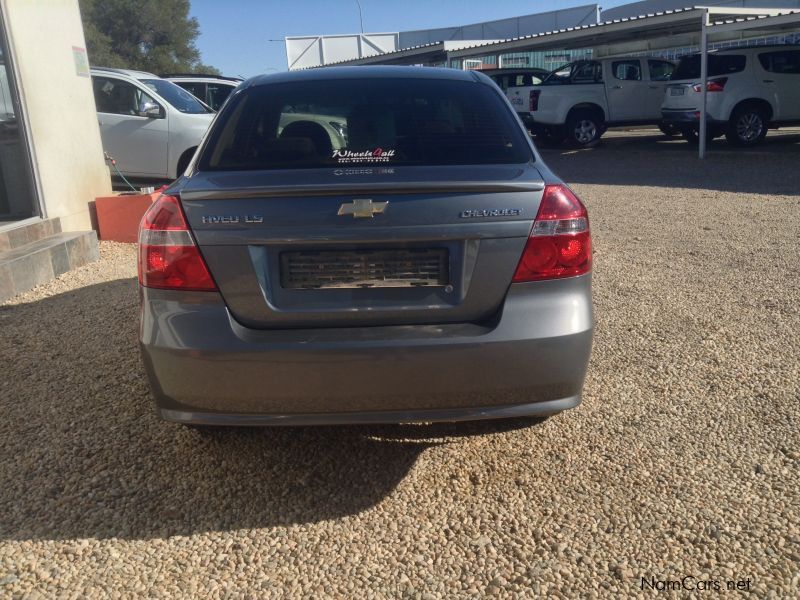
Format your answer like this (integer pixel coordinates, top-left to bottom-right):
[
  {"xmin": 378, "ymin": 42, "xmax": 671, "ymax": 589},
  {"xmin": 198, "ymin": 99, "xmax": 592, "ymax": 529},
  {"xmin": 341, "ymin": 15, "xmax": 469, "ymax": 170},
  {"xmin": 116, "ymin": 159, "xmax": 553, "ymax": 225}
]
[{"xmin": 699, "ymin": 12, "xmax": 709, "ymax": 159}]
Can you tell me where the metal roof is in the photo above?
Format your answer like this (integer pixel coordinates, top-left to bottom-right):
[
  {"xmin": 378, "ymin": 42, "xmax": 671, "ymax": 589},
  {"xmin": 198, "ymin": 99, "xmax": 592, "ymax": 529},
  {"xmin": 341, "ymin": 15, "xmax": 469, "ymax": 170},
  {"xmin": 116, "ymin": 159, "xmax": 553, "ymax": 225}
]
[
  {"xmin": 316, "ymin": 6, "xmax": 799, "ymax": 67},
  {"xmin": 708, "ymin": 7, "xmax": 800, "ymax": 34},
  {"xmin": 310, "ymin": 39, "xmax": 503, "ymax": 68},
  {"xmin": 447, "ymin": 6, "xmax": 799, "ymax": 58}
]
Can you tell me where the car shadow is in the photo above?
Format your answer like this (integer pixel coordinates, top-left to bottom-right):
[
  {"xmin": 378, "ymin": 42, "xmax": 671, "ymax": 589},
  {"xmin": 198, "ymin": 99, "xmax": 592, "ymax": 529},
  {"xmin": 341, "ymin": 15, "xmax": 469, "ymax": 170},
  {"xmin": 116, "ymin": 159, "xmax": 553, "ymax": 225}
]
[
  {"xmin": 0, "ymin": 278, "xmax": 539, "ymax": 541},
  {"xmin": 539, "ymin": 130, "xmax": 800, "ymax": 196}
]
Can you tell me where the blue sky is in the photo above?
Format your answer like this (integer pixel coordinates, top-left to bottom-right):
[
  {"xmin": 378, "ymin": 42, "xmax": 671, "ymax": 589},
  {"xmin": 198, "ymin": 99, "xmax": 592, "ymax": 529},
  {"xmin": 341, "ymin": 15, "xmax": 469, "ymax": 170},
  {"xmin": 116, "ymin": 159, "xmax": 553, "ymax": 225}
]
[{"xmin": 190, "ymin": 0, "xmax": 629, "ymax": 77}]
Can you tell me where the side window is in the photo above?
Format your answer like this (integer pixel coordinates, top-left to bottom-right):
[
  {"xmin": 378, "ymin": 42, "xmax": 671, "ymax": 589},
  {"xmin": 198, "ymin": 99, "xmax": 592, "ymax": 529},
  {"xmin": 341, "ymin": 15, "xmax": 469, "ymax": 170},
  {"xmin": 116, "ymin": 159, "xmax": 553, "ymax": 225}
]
[
  {"xmin": 758, "ymin": 50, "xmax": 800, "ymax": 74},
  {"xmin": 648, "ymin": 60, "xmax": 674, "ymax": 81},
  {"xmin": 572, "ymin": 61, "xmax": 602, "ymax": 83},
  {"xmin": 207, "ymin": 83, "xmax": 235, "ymax": 110},
  {"xmin": 92, "ymin": 76, "xmax": 158, "ymax": 116},
  {"xmin": 514, "ymin": 75, "xmax": 526, "ymax": 87},
  {"xmin": 612, "ymin": 60, "xmax": 642, "ymax": 81},
  {"xmin": 710, "ymin": 55, "xmax": 746, "ymax": 76},
  {"xmin": 175, "ymin": 81, "xmax": 206, "ymax": 101}
]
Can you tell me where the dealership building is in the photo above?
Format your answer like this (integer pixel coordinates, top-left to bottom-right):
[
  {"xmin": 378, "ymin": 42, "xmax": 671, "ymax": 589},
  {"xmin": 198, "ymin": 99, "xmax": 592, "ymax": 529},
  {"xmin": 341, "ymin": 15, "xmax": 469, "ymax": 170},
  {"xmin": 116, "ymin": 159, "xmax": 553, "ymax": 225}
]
[
  {"xmin": 285, "ymin": 0, "xmax": 800, "ymax": 70},
  {"xmin": 0, "ymin": 0, "xmax": 110, "ymax": 302}
]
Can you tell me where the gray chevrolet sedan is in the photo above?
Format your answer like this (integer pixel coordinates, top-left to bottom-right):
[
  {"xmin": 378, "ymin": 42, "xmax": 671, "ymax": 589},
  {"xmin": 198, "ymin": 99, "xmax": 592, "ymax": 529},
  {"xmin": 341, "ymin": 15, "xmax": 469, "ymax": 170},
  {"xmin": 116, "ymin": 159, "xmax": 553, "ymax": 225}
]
[{"xmin": 138, "ymin": 66, "xmax": 593, "ymax": 426}]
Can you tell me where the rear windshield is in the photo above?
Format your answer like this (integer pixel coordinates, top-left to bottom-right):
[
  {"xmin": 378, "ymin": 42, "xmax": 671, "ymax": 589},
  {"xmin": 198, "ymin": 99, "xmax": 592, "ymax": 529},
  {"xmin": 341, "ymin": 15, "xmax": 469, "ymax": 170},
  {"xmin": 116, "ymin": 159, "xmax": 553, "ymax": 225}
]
[
  {"xmin": 198, "ymin": 78, "xmax": 533, "ymax": 171},
  {"xmin": 489, "ymin": 72, "xmax": 544, "ymax": 90},
  {"xmin": 672, "ymin": 54, "xmax": 746, "ymax": 80},
  {"xmin": 542, "ymin": 61, "xmax": 603, "ymax": 85}
]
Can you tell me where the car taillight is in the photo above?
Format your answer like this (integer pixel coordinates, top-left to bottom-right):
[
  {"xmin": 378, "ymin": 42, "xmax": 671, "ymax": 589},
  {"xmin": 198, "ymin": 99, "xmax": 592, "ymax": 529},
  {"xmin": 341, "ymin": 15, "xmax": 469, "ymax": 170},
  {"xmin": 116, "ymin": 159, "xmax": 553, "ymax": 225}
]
[
  {"xmin": 693, "ymin": 77, "xmax": 728, "ymax": 93},
  {"xmin": 138, "ymin": 194, "xmax": 217, "ymax": 291},
  {"xmin": 529, "ymin": 89, "xmax": 541, "ymax": 111},
  {"xmin": 512, "ymin": 184, "xmax": 591, "ymax": 282}
]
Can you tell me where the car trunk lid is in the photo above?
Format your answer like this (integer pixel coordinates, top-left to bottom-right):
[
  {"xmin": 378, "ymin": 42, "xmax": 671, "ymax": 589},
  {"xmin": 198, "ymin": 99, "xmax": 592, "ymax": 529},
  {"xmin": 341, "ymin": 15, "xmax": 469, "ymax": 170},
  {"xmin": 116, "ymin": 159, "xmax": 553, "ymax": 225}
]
[{"xmin": 180, "ymin": 164, "xmax": 544, "ymax": 328}]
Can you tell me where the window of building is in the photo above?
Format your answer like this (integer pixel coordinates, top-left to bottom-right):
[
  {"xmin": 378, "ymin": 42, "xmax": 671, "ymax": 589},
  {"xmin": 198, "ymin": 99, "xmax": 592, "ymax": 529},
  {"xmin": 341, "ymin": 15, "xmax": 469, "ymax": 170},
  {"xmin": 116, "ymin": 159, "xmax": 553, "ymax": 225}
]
[{"xmin": 0, "ymin": 20, "xmax": 37, "ymax": 221}]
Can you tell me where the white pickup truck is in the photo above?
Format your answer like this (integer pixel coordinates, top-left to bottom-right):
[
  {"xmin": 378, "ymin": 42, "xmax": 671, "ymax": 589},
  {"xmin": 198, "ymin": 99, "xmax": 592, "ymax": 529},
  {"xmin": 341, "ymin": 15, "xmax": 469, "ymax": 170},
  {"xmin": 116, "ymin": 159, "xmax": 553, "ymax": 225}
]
[{"xmin": 513, "ymin": 57, "xmax": 676, "ymax": 146}]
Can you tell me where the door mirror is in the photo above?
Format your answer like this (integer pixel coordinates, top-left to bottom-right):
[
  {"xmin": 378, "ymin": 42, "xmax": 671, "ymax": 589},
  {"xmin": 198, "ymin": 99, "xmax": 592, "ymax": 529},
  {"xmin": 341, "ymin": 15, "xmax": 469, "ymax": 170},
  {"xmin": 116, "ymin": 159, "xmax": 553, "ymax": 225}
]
[{"xmin": 140, "ymin": 101, "xmax": 162, "ymax": 118}]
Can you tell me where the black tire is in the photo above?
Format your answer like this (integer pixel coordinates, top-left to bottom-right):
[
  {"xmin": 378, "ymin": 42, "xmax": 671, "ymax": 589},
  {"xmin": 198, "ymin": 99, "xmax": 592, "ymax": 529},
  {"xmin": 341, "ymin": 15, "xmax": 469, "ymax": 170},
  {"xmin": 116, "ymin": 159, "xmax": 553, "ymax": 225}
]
[
  {"xmin": 725, "ymin": 105, "xmax": 768, "ymax": 147},
  {"xmin": 565, "ymin": 110, "xmax": 603, "ymax": 147},
  {"xmin": 659, "ymin": 123, "xmax": 680, "ymax": 137}
]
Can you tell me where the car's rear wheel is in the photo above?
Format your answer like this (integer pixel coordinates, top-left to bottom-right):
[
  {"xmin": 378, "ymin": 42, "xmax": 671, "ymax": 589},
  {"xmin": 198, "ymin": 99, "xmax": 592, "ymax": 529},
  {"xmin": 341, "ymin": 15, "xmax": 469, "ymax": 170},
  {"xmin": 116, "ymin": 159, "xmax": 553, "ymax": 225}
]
[
  {"xmin": 726, "ymin": 105, "xmax": 768, "ymax": 147},
  {"xmin": 566, "ymin": 110, "xmax": 603, "ymax": 147}
]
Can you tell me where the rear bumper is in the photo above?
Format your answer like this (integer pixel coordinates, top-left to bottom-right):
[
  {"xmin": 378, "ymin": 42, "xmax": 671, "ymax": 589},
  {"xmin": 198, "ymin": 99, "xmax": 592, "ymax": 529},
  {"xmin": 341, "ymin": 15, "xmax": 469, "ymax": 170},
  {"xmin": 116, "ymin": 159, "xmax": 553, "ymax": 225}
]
[
  {"xmin": 661, "ymin": 109, "xmax": 725, "ymax": 125},
  {"xmin": 662, "ymin": 109, "xmax": 699, "ymax": 123},
  {"xmin": 140, "ymin": 275, "xmax": 593, "ymax": 425},
  {"xmin": 160, "ymin": 396, "xmax": 582, "ymax": 426}
]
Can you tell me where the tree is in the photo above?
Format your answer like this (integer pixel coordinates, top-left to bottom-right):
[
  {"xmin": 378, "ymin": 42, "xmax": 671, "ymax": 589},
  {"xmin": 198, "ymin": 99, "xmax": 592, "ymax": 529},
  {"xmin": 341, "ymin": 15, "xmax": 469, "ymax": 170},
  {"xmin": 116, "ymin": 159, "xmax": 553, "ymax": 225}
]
[{"xmin": 79, "ymin": 0, "xmax": 219, "ymax": 74}]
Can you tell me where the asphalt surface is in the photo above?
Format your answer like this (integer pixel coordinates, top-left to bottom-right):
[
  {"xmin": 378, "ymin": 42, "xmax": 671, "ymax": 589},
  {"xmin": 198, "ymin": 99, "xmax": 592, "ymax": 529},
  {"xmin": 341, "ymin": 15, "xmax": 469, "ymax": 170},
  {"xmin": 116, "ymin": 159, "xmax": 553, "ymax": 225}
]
[{"xmin": 2, "ymin": 135, "xmax": 799, "ymax": 597}]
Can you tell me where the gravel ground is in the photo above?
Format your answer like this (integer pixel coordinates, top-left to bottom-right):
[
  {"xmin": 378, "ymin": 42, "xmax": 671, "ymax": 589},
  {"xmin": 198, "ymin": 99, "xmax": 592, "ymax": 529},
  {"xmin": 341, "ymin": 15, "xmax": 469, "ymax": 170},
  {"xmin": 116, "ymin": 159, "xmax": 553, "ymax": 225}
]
[{"xmin": 1, "ymin": 139, "xmax": 799, "ymax": 598}]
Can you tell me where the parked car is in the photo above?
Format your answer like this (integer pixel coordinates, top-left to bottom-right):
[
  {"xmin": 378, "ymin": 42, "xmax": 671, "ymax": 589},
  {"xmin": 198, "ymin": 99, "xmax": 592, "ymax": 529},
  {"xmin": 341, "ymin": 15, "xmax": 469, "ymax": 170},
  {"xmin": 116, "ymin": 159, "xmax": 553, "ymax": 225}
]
[
  {"xmin": 480, "ymin": 67, "xmax": 549, "ymax": 121},
  {"xmin": 138, "ymin": 66, "xmax": 594, "ymax": 427},
  {"xmin": 161, "ymin": 73, "xmax": 242, "ymax": 111},
  {"xmin": 90, "ymin": 68, "xmax": 214, "ymax": 179},
  {"xmin": 524, "ymin": 57, "xmax": 676, "ymax": 146},
  {"xmin": 662, "ymin": 46, "xmax": 800, "ymax": 146}
]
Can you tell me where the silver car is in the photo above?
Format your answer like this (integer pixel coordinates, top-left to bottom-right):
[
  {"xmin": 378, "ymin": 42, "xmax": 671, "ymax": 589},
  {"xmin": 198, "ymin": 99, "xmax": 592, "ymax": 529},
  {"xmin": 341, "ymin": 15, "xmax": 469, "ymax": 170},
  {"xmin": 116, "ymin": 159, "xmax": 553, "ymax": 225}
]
[{"xmin": 138, "ymin": 66, "xmax": 593, "ymax": 426}]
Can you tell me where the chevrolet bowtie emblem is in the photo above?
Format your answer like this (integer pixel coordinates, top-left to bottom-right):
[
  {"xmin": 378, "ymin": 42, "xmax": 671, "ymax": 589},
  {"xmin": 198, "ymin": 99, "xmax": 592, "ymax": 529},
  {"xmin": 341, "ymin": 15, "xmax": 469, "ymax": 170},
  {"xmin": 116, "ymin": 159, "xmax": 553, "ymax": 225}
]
[{"xmin": 337, "ymin": 199, "xmax": 389, "ymax": 219}]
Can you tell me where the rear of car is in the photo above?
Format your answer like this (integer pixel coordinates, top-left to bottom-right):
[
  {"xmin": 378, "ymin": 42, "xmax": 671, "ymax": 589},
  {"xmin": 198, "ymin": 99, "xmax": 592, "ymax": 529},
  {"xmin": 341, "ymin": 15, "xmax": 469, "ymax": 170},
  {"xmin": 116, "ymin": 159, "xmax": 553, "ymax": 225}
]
[
  {"xmin": 662, "ymin": 52, "xmax": 750, "ymax": 140},
  {"xmin": 526, "ymin": 60, "xmax": 608, "ymax": 144},
  {"xmin": 482, "ymin": 68, "xmax": 549, "ymax": 125},
  {"xmin": 661, "ymin": 48, "xmax": 800, "ymax": 146},
  {"xmin": 138, "ymin": 67, "xmax": 593, "ymax": 426}
]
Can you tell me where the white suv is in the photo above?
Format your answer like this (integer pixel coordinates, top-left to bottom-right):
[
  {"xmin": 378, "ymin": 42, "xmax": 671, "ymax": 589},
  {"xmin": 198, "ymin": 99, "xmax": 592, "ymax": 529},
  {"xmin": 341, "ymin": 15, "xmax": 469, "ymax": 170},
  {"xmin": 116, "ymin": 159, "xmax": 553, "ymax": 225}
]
[
  {"xmin": 91, "ymin": 68, "xmax": 215, "ymax": 179},
  {"xmin": 662, "ymin": 46, "xmax": 800, "ymax": 146}
]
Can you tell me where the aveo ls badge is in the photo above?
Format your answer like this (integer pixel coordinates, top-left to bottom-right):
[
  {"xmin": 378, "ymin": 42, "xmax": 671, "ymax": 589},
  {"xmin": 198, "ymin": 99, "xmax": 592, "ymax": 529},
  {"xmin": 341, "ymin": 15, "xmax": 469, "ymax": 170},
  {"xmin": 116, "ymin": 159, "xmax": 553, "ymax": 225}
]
[
  {"xmin": 201, "ymin": 215, "xmax": 264, "ymax": 224},
  {"xmin": 460, "ymin": 208, "xmax": 522, "ymax": 218}
]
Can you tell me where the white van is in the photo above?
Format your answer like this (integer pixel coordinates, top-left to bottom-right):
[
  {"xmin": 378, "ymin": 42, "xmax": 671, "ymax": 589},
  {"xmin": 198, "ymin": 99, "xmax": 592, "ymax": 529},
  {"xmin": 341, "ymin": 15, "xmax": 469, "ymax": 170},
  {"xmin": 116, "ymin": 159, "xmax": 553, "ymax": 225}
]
[{"xmin": 90, "ymin": 68, "xmax": 215, "ymax": 179}]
